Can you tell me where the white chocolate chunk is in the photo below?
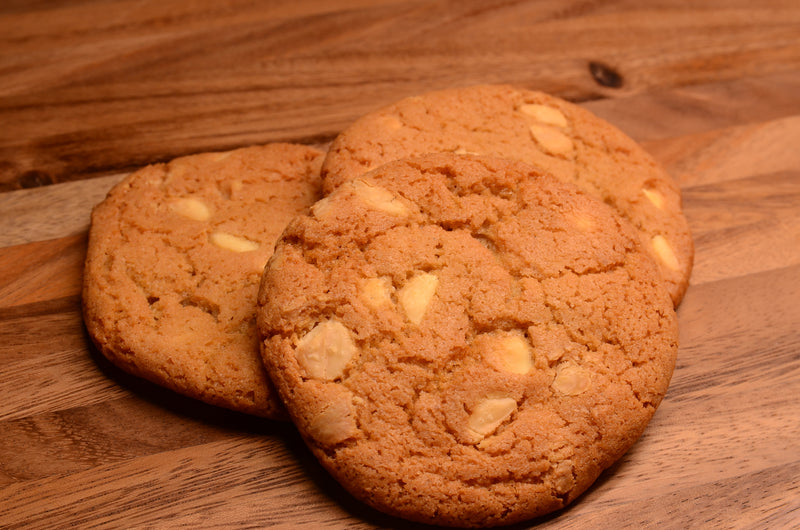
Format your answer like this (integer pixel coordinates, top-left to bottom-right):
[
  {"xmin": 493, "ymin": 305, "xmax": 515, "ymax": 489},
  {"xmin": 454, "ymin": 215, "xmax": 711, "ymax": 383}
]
[
  {"xmin": 253, "ymin": 256, "xmax": 270, "ymax": 275},
  {"xmin": 569, "ymin": 211, "xmax": 595, "ymax": 232},
  {"xmin": 398, "ymin": 272, "xmax": 439, "ymax": 325},
  {"xmin": 453, "ymin": 147, "xmax": 481, "ymax": 155},
  {"xmin": 529, "ymin": 124, "xmax": 574, "ymax": 155},
  {"xmin": 552, "ymin": 365, "xmax": 591, "ymax": 396},
  {"xmin": 351, "ymin": 180, "xmax": 410, "ymax": 217},
  {"xmin": 311, "ymin": 196, "xmax": 334, "ymax": 219},
  {"xmin": 651, "ymin": 235, "xmax": 680, "ymax": 271},
  {"xmin": 209, "ymin": 232, "xmax": 259, "ymax": 252},
  {"xmin": 378, "ymin": 115, "xmax": 403, "ymax": 130},
  {"xmin": 267, "ymin": 246, "xmax": 285, "ymax": 271},
  {"xmin": 360, "ymin": 277, "xmax": 394, "ymax": 309},
  {"xmin": 228, "ymin": 179, "xmax": 243, "ymax": 196},
  {"xmin": 170, "ymin": 198, "xmax": 210, "ymax": 221},
  {"xmin": 518, "ymin": 104, "xmax": 568, "ymax": 128},
  {"xmin": 210, "ymin": 150, "xmax": 233, "ymax": 161},
  {"xmin": 499, "ymin": 335, "xmax": 533, "ymax": 375},
  {"xmin": 485, "ymin": 334, "xmax": 533, "ymax": 375},
  {"xmin": 307, "ymin": 398, "xmax": 358, "ymax": 446},
  {"xmin": 295, "ymin": 319, "xmax": 356, "ymax": 380},
  {"xmin": 642, "ymin": 187, "xmax": 665, "ymax": 210},
  {"xmin": 468, "ymin": 397, "xmax": 517, "ymax": 439}
]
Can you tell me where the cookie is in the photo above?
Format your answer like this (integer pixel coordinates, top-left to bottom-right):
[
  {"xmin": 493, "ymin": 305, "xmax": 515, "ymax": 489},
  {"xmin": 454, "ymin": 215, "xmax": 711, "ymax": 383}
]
[
  {"xmin": 258, "ymin": 154, "xmax": 679, "ymax": 526},
  {"xmin": 321, "ymin": 84, "xmax": 693, "ymax": 306},
  {"xmin": 83, "ymin": 143, "xmax": 324, "ymax": 417}
]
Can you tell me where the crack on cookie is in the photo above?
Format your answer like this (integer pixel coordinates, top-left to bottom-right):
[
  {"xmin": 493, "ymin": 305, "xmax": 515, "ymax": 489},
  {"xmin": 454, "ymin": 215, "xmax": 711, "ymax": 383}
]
[
  {"xmin": 468, "ymin": 314, "xmax": 530, "ymax": 336},
  {"xmin": 123, "ymin": 264, "xmax": 159, "ymax": 314},
  {"xmin": 472, "ymin": 232, "xmax": 498, "ymax": 253},
  {"xmin": 269, "ymin": 301, "xmax": 342, "ymax": 341},
  {"xmin": 322, "ymin": 143, "xmax": 375, "ymax": 192},
  {"xmin": 455, "ymin": 461, "xmax": 547, "ymax": 490},
  {"xmin": 180, "ymin": 295, "xmax": 221, "ymax": 322},
  {"xmin": 561, "ymin": 256, "xmax": 628, "ymax": 278},
  {"xmin": 539, "ymin": 294, "xmax": 599, "ymax": 362}
]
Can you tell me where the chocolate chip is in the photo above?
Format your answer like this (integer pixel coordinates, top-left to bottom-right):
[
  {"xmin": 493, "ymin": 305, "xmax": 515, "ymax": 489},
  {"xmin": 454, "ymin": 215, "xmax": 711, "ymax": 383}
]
[{"xmin": 589, "ymin": 61, "xmax": 624, "ymax": 88}]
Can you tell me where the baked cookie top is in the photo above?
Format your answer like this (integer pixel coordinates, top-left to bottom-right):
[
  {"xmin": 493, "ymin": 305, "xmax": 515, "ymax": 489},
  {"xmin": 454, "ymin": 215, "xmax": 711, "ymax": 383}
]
[
  {"xmin": 83, "ymin": 143, "xmax": 324, "ymax": 418},
  {"xmin": 321, "ymin": 84, "xmax": 693, "ymax": 306},
  {"xmin": 259, "ymin": 154, "xmax": 678, "ymax": 526}
]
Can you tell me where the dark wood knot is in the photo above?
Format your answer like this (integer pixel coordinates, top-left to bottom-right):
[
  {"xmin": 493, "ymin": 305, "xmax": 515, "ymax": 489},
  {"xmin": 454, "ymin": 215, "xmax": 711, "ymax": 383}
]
[
  {"xmin": 17, "ymin": 170, "xmax": 54, "ymax": 189},
  {"xmin": 589, "ymin": 61, "xmax": 624, "ymax": 88}
]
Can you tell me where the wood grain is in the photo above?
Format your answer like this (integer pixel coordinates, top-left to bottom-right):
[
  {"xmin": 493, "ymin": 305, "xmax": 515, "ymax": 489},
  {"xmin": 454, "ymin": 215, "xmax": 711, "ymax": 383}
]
[
  {"xmin": 2, "ymin": 0, "xmax": 800, "ymax": 190},
  {"xmin": 0, "ymin": 174, "xmax": 126, "ymax": 247},
  {"xmin": 0, "ymin": 234, "xmax": 86, "ymax": 307},
  {"xmin": 1, "ymin": 1, "xmax": 799, "ymax": 528}
]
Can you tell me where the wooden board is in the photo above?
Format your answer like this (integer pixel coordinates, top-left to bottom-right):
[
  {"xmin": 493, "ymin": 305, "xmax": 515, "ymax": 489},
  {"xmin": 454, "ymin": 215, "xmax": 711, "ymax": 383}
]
[
  {"xmin": 3, "ymin": 0, "xmax": 800, "ymax": 190},
  {"xmin": 1, "ymin": 1, "xmax": 799, "ymax": 528}
]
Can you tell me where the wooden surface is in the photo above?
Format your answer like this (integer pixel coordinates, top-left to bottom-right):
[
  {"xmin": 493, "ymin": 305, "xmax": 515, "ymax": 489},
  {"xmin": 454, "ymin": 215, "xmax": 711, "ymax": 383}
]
[{"xmin": 1, "ymin": 1, "xmax": 799, "ymax": 528}]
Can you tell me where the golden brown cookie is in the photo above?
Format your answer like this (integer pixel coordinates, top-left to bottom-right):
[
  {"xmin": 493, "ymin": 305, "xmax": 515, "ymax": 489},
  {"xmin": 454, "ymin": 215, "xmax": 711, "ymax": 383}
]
[
  {"xmin": 322, "ymin": 84, "xmax": 693, "ymax": 306},
  {"xmin": 259, "ymin": 154, "xmax": 678, "ymax": 526},
  {"xmin": 83, "ymin": 143, "xmax": 324, "ymax": 417}
]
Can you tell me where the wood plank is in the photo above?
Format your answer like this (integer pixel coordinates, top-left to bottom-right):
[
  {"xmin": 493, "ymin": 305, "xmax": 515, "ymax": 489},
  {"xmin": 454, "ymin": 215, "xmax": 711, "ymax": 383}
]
[
  {"xmin": 540, "ymin": 462, "xmax": 800, "ymax": 528},
  {"xmin": 0, "ymin": 173, "xmax": 124, "ymax": 247},
  {"xmin": 585, "ymin": 70, "xmax": 800, "ymax": 143},
  {"xmin": 0, "ymin": 314, "xmax": 127, "ymax": 423},
  {"xmin": 682, "ymin": 170, "xmax": 800, "ymax": 285},
  {"xmin": 673, "ymin": 265, "xmax": 800, "ymax": 399},
  {"xmin": 2, "ymin": 1, "xmax": 799, "ymax": 189},
  {"xmin": 0, "ymin": 299, "xmax": 85, "ymax": 366},
  {"xmin": 0, "ymin": 436, "xmax": 378, "ymax": 529},
  {"xmin": 0, "ymin": 74, "xmax": 797, "ymax": 251},
  {"xmin": 648, "ymin": 115, "xmax": 800, "ymax": 187},
  {"xmin": 0, "ymin": 394, "xmax": 294, "ymax": 487},
  {"xmin": 0, "ymin": 233, "xmax": 86, "ymax": 308}
]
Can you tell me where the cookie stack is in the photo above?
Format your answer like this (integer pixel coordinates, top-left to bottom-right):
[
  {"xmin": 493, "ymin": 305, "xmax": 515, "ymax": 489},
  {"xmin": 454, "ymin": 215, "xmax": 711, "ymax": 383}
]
[{"xmin": 83, "ymin": 85, "xmax": 691, "ymax": 527}]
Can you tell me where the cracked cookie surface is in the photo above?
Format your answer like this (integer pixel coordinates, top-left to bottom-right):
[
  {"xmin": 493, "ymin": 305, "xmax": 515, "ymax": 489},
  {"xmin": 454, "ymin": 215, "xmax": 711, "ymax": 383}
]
[
  {"xmin": 258, "ymin": 154, "xmax": 678, "ymax": 526},
  {"xmin": 322, "ymin": 84, "xmax": 693, "ymax": 306},
  {"xmin": 83, "ymin": 143, "xmax": 324, "ymax": 417}
]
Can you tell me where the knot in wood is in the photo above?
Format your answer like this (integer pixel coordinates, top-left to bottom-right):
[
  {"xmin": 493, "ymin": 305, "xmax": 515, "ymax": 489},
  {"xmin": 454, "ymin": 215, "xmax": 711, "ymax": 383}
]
[{"xmin": 589, "ymin": 61, "xmax": 624, "ymax": 88}]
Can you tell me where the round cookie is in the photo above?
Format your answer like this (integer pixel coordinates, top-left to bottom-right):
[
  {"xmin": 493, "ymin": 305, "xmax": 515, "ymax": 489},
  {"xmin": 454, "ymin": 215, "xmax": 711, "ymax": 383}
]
[
  {"xmin": 259, "ymin": 154, "xmax": 679, "ymax": 526},
  {"xmin": 83, "ymin": 143, "xmax": 324, "ymax": 418},
  {"xmin": 322, "ymin": 84, "xmax": 693, "ymax": 306}
]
